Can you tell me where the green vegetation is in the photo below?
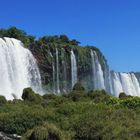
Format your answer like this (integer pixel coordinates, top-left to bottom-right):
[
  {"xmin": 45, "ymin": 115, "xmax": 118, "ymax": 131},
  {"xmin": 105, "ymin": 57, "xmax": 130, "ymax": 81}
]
[
  {"xmin": 22, "ymin": 87, "xmax": 43, "ymax": 103},
  {"xmin": 0, "ymin": 26, "xmax": 35, "ymax": 48},
  {"xmin": 0, "ymin": 95, "xmax": 7, "ymax": 105},
  {"xmin": 22, "ymin": 123, "xmax": 71, "ymax": 140},
  {"xmin": 0, "ymin": 86, "xmax": 139, "ymax": 139}
]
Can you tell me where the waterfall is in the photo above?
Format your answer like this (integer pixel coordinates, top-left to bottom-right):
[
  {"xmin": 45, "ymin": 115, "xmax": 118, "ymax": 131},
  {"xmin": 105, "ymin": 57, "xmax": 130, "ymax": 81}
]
[
  {"xmin": 90, "ymin": 50, "xmax": 140, "ymax": 97},
  {"xmin": 104, "ymin": 63, "xmax": 111, "ymax": 93},
  {"xmin": 0, "ymin": 37, "xmax": 42, "ymax": 100},
  {"xmin": 47, "ymin": 47, "xmax": 140, "ymax": 97},
  {"xmin": 56, "ymin": 48, "xmax": 60, "ymax": 94},
  {"xmin": 2, "ymin": 37, "xmax": 140, "ymax": 98},
  {"xmin": 131, "ymin": 73, "xmax": 140, "ymax": 96},
  {"xmin": 50, "ymin": 52, "xmax": 55, "ymax": 93},
  {"xmin": 61, "ymin": 49, "xmax": 67, "ymax": 92},
  {"xmin": 110, "ymin": 71, "xmax": 123, "ymax": 97},
  {"xmin": 91, "ymin": 50, "xmax": 97, "ymax": 89},
  {"xmin": 91, "ymin": 50, "xmax": 105, "ymax": 90},
  {"xmin": 110, "ymin": 71, "xmax": 140, "ymax": 97},
  {"xmin": 71, "ymin": 50, "xmax": 78, "ymax": 88}
]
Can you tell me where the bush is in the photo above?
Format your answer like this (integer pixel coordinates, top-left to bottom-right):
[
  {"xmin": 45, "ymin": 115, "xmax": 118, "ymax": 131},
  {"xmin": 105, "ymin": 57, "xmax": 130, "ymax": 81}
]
[
  {"xmin": 0, "ymin": 96, "xmax": 7, "ymax": 105},
  {"xmin": 63, "ymin": 83, "xmax": 87, "ymax": 102},
  {"xmin": 22, "ymin": 123, "xmax": 71, "ymax": 140},
  {"xmin": 119, "ymin": 92, "xmax": 127, "ymax": 99},
  {"xmin": 87, "ymin": 90, "xmax": 110, "ymax": 104},
  {"xmin": 22, "ymin": 88, "xmax": 42, "ymax": 103},
  {"xmin": 0, "ymin": 104, "xmax": 50, "ymax": 134},
  {"xmin": 73, "ymin": 83, "xmax": 85, "ymax": 91},
  {"xmin": 65, "ymin": 91, "xmax": 87, "ymax": 102},
  {"xmin": 120, "ymin": 97, "xmax": 140, "ymax": 109},
  {"xmin": 43, "ymin": 94, "xmax": 58, "ymax": 100},
  {"xmin": 42, "ymin": 94, "xmax": 68, "ymax": 107}
]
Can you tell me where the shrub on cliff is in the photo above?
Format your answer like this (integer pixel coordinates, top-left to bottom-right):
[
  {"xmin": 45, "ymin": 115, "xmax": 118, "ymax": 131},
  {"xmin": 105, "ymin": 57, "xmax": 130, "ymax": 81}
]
[{"xmin": 0, "ymin": 27, "xmax": 35, "ymax": 48}]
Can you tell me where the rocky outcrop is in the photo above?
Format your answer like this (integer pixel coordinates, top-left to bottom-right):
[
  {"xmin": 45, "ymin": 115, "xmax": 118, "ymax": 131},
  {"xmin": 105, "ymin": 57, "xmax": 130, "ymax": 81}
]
[{"xmin": 0, "ymin": 132, "xmax": 21, "ymax": 140}]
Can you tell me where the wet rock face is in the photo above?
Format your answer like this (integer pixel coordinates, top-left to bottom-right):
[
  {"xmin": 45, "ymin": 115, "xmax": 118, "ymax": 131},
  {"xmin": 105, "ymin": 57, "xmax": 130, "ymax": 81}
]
[
  {"xmin": 30, "ymin": 45, "xmax": 104, "ymax": 93},
  {"xmin": 31, "ymin": 44, "xmax": 140, "ymax": 97},
  {"xmin": 0, "ymin": 132, "xmax": 21, "ymax": 140}
]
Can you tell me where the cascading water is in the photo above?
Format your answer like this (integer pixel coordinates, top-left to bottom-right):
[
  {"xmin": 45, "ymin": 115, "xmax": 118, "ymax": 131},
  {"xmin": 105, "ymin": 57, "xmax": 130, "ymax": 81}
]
[
  {"xmin": 104, "ymin": 63, "xmax": 111, "ymax": 93},
  {"xmin": 131, "ymin": 73, "xmax": 140, "ymax": 96},
  {"xmin": 56, "ymin": 48, "xmax": 60, "ymax": 94},
  {"xmin": 2, "ymin": 37, "xmax": 140, "ymax": 98},
  {"xmin": 110, "ymin": 71, "xmax": 140, "ymax": 97},
  {"xmin": 110, "ymin": 71, "xmax": 123, "ymax": 97},
  {"xmin": 90, "ymin": 50, "xmax": 140, "ymax": 97},
  {"xmin": 91, "ymin": 50, "xmax": 105, "ymax": 90},
  {"xmin": 50, "ymin": 52, "xmax": 56, "ymax": 93},
  {"xmin": 61, "ymin": 49, "xmax": 67, "ymax": 92},
  {"xmin": 0, "ymin": 37, "xmax": 42, "ymax": 100},
  {"xmin": 71, "ymin": 50, "xmax": 78, "ymax": 88}
]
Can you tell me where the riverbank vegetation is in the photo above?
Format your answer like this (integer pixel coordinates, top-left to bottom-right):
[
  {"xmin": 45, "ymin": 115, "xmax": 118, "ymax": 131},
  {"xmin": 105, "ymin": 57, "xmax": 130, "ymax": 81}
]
[{"xmin": 0, "ymin": 84, "xmax": 140, "ymax": 139}]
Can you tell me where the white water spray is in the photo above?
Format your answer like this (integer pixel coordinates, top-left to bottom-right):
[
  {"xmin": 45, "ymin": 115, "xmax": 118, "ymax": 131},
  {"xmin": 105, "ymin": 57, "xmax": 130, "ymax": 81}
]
[
  {"xmin": 0, "ymin": 37, "xmax": 42, "ymax": 100},
  {"xmin": 56, "ymin": 48, "xmax": 60, "ymax": 94},
  {"xmin": 71, "ymin": 50, "xmax": 78, "ymax": 88},
  {"xmin": 110, "ymin": 71, "xmax": 140, "ymax": 97},
  {"xmin": 91, "ymin": 50, "xmax": 105, "ymax": 90}
]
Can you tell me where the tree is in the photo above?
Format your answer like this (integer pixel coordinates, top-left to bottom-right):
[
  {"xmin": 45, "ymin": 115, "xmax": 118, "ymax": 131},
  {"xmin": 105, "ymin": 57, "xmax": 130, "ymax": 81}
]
[
  {"xmin": 70, "ymin": 39, "xmax": 80, "ymax": 45},
  {"xmin": 119, "ymin": 92, "xmax": 127, "ymax": 98},
  {"xmin": 0, "ymin": 95, "xmax": 7, "ymax": 105},
  {"xmin": 22, "ymin": 88, "xmax": 42, "ymax": 103},
  {"xmin": 59, "ymin": 35, "xmax": 69, "ymax": 43}
]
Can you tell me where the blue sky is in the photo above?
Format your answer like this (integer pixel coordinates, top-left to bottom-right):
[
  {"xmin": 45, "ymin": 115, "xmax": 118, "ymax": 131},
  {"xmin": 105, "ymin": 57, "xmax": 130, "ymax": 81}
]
[{"xmin": 0, "ymin": 0, "xmax": 140, "ymax": 72}]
